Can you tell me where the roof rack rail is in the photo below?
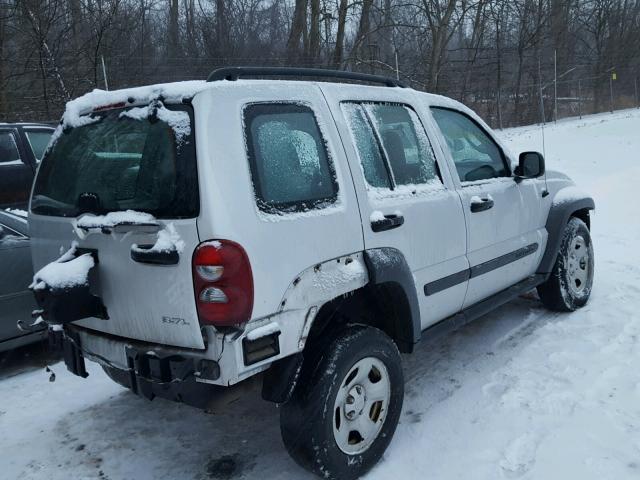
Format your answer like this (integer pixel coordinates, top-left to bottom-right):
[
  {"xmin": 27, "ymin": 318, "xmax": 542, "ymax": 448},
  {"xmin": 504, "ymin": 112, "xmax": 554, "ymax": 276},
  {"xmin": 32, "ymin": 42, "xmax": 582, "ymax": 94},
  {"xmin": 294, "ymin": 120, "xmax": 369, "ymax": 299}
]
[{"xmin": 206, "ymin": 66, "xmax": 407, "ymax": 88}]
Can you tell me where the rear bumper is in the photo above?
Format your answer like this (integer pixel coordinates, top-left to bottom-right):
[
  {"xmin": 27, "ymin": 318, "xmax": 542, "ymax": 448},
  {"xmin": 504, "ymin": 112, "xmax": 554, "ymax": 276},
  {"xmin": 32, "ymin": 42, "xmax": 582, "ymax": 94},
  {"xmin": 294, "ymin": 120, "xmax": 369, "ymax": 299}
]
[{"xmin": 56, "ymin": 309, "xmax": 308, "ymax": 396}]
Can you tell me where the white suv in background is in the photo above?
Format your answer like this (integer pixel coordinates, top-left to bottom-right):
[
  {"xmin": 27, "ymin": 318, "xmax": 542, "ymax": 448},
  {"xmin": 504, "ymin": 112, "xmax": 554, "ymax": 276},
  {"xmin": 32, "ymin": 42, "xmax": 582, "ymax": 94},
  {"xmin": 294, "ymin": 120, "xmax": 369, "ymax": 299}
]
[{"xmin": 28, "ymin": 67, "xmax": 595, "ymax": 479}]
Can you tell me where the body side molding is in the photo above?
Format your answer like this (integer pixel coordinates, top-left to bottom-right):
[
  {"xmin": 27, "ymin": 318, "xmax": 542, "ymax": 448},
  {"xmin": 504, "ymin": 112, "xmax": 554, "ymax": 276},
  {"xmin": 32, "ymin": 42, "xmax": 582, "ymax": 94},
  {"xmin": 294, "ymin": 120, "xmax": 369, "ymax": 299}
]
[{"xmin": 424, "ymin": 243, "xmax": 539, "ymax": 296}]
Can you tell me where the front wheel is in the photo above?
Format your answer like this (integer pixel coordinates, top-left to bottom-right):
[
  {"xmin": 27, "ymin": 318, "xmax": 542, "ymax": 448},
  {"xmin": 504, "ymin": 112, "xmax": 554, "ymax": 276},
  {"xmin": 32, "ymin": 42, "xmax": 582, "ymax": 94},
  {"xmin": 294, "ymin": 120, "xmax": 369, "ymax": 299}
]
[
  {"xmin": 280, "ymin": 325, "xmax": 404, "ymax": 480},
  {"xmin": 538, "ymin": 216, "xmax": 594, "ymax": 311}
]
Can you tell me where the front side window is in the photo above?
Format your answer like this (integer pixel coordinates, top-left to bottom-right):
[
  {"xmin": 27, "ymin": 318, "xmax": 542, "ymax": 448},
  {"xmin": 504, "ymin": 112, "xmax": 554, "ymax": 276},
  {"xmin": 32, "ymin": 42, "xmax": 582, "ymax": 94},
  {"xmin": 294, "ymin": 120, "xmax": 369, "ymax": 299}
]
[
  {"xmin": 244, "ymin": 103, "xmax": 338, "ymax": 213},
  {"xmin": 32, "ymin": 104, "xmax": 198, "ymax": 218},
  {"xmin": 430, "ymin": 107, "xmax": 509, "ymax": 182},
  {"xmin": 342, "ymin": 102, "xmax": 440, "ymax": 190},
  {"xmin": 0, "ymin": 132, "xmax": 21, "ymax": 164},
  {"xmin": 25, "ymin": 130, "xmax": 53, "ymax": 162}
]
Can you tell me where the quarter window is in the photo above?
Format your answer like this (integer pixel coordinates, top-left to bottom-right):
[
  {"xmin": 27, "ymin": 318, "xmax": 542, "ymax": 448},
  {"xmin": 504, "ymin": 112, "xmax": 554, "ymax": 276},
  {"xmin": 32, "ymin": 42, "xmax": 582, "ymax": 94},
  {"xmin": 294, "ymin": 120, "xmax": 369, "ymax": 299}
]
[
  {"xmin": 342, "ymin": 103, "xmax": 440, "ymax": 189},
  {"xmin": 25, "ymin": 130, "xmax": 53, "ymax": 162},
  {"xmin": 430, "ymin": 107, "xmax": 509, "ymax": 182},
  {"xmin": 244, "ymin": 103, "xmax": 338, "ymax": 213},
  {"xmin": 0, "ymin": 132, "xmax": 21, "ymax": 164}
]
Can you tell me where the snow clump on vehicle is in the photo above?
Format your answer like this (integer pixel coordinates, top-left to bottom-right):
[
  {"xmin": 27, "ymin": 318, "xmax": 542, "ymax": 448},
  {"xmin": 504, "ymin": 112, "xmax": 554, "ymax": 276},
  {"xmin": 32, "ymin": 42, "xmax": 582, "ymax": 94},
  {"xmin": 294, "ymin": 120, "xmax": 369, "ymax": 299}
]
[{"xmin": 30, "ymin": 242, "xmax": 94, "ymax": 292}]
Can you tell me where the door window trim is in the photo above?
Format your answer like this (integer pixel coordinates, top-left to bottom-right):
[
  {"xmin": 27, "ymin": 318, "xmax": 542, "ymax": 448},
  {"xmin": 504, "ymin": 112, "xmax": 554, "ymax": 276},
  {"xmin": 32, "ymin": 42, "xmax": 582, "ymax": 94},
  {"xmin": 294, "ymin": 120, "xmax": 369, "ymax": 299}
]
[
  {"xmin": 430, "ymin": 106, "xmax": 511, "ymax": 185},
  {"xmin": 341, "ymin": 101, "xmax": 444, "ymax": 190},
  {"xmin": 242, "ymin": 101, "xmax": 340, "ymax": 214},
  {"xmin": 23, "ymin": 127, "xmax": 55, "ymax": 162}
]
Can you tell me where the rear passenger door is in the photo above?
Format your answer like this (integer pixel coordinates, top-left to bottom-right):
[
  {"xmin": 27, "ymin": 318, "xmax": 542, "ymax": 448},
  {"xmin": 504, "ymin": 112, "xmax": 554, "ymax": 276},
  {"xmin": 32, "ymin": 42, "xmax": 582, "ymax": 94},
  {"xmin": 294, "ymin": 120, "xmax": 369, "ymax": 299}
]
[
  {"xmin": 322, "ymin": 85, "xmax": 468, "ymax": 329},
  {"xmin": 195, "ymin": 83, "xmax": 365, "ymax": 320},
  {"xmin": 429, "ymin": 106, "xmax": 545, "ymax": 307}
]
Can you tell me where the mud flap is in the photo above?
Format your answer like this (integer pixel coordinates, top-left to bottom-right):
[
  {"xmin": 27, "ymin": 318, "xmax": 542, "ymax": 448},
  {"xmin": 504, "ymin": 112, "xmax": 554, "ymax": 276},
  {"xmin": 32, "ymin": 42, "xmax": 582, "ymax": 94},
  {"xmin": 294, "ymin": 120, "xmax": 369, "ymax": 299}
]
[{"xmin": 49, "ymin": 327, "xmax": 88, "ymax": 378}]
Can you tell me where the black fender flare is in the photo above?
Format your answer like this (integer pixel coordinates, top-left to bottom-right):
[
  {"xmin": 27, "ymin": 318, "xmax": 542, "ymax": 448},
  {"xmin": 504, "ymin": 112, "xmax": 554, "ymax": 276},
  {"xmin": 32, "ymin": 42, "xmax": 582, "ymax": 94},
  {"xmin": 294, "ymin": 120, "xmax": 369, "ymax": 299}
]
[
  {"xmin": 363, "ymin": 247, "xmax": 421, "ymax": 353},
  {"xmin": 537, "ymin": 193, "xmax": 595, "ymax": 274}
]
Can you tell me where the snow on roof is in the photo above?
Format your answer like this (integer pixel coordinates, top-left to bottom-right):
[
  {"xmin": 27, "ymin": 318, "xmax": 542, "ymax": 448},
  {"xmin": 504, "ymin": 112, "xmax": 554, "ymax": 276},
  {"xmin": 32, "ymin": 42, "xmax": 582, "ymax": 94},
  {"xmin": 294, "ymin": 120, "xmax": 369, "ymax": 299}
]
[{"xmin": 61, "ymin": 80, "xmax": 209, "ymax": 128}]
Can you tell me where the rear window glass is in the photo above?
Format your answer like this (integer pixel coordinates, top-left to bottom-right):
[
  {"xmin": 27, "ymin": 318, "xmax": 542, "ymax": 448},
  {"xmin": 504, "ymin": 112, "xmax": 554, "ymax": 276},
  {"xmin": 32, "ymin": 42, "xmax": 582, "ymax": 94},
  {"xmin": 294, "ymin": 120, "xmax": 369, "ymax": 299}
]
[
  {"xmin": 0, "ymin": 132, "xmax": 21, "ymax": 163},
  {"xmin": 31, "ymin": 104, "xmax": 198, "ymax": 218},
  {"xmin": 25, "ymin": 130, "xmax": 53, "ymax": 161},
  {"xmin": 243, "ymin": 103, "xmax": 338, "ymax": 214}
]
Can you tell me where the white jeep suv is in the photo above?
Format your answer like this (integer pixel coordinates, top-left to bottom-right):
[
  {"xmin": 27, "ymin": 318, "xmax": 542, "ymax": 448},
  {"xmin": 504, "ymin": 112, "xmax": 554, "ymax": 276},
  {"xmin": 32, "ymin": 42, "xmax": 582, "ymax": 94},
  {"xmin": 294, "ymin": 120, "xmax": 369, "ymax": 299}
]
[{"xmin": 28, "ymin": 67, "xmax": 595, "ymax": 479}]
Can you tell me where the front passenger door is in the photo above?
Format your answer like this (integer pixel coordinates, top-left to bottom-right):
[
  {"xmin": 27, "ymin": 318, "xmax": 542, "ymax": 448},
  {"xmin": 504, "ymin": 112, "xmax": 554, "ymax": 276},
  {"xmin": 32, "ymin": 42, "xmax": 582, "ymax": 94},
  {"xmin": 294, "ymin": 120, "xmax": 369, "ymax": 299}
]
[{"xmin": 430, "ymin": 107, "xmax": 545, "ymax": 308}]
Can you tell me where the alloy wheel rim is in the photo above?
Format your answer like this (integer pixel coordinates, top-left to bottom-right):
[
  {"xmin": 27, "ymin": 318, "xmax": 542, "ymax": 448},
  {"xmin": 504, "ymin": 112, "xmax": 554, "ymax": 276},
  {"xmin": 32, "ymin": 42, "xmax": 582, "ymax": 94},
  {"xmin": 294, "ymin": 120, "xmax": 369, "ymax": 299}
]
[
  {"xmin": 332, "ymin": 356, "xmax": 391, "ymax": 455},
  {"xmin": 567, "ymin": 235, "xmax": 590, "ymax": 295}
]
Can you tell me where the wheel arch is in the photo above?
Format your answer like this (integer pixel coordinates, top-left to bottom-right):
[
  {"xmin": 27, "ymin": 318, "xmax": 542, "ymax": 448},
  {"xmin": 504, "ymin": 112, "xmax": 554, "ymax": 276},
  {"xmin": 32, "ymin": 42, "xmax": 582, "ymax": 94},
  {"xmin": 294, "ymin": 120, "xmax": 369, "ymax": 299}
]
[
  {"xmin": 537, "ymin": 192, "xmax": 595, "ymax": 274},
  {"xmin": 306, "ymin": 248, "xmax": 420, "ymax": 354},
  {"xmin": 262, "ymin": 248, "xmax": 420, "ymax": 404}
]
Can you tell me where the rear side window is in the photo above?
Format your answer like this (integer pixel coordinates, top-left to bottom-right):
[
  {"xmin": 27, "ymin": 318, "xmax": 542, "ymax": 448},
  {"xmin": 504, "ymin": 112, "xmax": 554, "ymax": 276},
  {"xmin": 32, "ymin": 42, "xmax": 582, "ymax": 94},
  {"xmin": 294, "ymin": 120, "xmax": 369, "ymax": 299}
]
[
  {"xmin": 244, "ymin": 103, "xmax": 338, "ymax": 214},
  {"xmin": 32, "ymin": 104, "xmax": 198, "ymax": 218},
  {"xmin": 342, "ymin": 103, "xmax": 440, "ymax": 189},
  {"xmin": 25, "ymin": 130, "xmax": 53, "ymax": 161},
  {"xmin": 0, "ymin": 132, "xmax": 21, "ymax": 164},
  {"xmin": 430, "ymin": 107, "xmax": 509, "ymax": 182}
]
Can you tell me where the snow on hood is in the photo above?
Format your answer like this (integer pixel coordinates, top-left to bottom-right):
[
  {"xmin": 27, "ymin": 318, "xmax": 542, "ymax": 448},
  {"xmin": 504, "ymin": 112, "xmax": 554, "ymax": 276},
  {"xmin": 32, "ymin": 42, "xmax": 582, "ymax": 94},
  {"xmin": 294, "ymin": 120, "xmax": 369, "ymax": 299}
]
[
  {"xmin": 30, "ymin": 243, "xmax": 94, "ymax": 291},
  {"xmin": 552, "ymin": 186, "xmax": 590, "ymax": 205}
]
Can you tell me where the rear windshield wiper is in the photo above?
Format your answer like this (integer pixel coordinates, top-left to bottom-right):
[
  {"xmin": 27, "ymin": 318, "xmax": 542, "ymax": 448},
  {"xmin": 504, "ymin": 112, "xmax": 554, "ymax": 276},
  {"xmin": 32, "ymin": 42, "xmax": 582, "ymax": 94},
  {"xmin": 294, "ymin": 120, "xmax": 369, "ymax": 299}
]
[{"xmin": 76, "ymin": 211, "xmax": 161, "ymax": 234}]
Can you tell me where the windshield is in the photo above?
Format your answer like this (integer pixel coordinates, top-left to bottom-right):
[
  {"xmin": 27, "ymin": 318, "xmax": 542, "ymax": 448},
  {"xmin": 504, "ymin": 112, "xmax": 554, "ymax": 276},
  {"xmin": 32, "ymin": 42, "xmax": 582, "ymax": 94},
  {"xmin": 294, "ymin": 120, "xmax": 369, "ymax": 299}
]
[{"xmin": 31, "ymin": 104, "xmax": 198, "ymax": 218}]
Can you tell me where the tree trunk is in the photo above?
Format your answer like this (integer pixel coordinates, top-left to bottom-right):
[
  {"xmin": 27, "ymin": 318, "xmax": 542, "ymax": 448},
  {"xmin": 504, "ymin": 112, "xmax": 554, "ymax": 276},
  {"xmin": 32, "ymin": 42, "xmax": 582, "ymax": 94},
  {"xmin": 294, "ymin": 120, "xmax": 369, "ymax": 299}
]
[
  {"xmin": 308, "ymin": 0, "xmax": 321, "ymax": 61},
  {"xmin": 216, "ymin": 0, "xmax": 228, "ymax": 57},
  {"xmin": 168, "ymin": 0, "xmax": 180, "ymax": 59},
  {"xmin": 332, "ymin": 0, "xmax": 348, "ymax": 68},
  {"xmin": 286, "ymin": 0, "xmax": 308, "ymax": 63},
  {"xmin": 352, "ymin": 0, "xmax": 374, "ymax": 64}
]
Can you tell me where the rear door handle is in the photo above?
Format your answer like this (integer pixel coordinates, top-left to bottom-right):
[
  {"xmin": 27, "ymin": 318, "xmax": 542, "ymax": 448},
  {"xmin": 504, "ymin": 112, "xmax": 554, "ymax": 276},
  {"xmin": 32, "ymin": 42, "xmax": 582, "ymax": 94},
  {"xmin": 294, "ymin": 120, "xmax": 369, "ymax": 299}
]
[
  {"xmin": 130, "ymin": 245, "xmax": 179, "ymax": 265},
  {"xmin": 470, "ymin": 195, "xmax": 494, "ymax": 213},
  {"xmin": 371, "ymin": 214, "xmax": 404, "ymax": 232}
]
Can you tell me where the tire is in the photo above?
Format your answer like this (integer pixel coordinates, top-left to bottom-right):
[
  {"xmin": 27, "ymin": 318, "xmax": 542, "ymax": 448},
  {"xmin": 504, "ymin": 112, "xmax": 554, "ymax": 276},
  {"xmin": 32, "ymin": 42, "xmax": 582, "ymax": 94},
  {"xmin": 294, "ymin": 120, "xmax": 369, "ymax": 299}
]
[
  {"xmin": 538, "ymin": 217, "xmax": 594, "ymax": 311},
  {"xmin": 280, "ymin": 325, "xmax": 404, "ymax": 480}
]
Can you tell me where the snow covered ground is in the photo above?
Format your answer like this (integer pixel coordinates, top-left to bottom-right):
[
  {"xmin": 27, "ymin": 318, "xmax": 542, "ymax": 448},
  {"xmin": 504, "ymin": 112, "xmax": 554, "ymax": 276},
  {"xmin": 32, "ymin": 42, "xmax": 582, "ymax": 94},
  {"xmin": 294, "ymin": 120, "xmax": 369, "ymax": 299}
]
[{"xmin": 3, "ymin": 109, "xmax": 640, "ymax": 480}]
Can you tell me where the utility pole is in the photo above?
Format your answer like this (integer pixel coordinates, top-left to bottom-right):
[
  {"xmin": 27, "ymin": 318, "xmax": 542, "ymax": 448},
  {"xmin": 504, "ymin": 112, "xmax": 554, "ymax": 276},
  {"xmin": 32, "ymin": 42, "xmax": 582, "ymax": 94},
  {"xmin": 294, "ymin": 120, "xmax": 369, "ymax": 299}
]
[
  {"xmin": 609, "ymin": 73, "xmax": 614, "ymax": 113},
  {"xmin": 635, "ymin": 76, "xmax": 639, "ymax": 108},
  {"xmin": 553, "ymin": 49, "xmax": 558, "ymax": 123},
  {"xmin": 578, "ymin": 79, "xmax": 582, "ymax": 119}
]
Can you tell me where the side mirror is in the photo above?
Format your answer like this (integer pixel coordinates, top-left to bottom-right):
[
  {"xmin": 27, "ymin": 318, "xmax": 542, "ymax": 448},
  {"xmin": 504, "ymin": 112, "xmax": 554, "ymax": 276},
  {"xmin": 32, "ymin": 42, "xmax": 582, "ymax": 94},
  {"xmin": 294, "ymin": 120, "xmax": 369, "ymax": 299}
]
[{"xmin": 514, "ymin": 151, "xmax": 545, "ymax": 182}]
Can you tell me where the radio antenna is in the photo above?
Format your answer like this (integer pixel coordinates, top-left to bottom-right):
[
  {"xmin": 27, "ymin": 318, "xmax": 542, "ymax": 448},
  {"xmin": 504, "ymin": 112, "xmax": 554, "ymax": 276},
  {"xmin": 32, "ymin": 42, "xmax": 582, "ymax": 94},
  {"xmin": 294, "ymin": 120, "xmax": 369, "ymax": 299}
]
[{"xmin": 538, "ymin": 58, "xmax": 549, "ymax": 197}]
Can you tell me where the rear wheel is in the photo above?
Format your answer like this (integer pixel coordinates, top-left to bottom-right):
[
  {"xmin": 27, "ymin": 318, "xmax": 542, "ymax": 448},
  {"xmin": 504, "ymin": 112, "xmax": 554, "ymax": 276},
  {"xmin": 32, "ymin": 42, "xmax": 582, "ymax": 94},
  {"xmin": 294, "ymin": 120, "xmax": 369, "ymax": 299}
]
[
  {"xmin": 538, "ymin": 217, "xmax": 594, "ymax": 311},
  {"xmin": 280, "ymin": 325, "xmax": 403, "ymax": 480}
]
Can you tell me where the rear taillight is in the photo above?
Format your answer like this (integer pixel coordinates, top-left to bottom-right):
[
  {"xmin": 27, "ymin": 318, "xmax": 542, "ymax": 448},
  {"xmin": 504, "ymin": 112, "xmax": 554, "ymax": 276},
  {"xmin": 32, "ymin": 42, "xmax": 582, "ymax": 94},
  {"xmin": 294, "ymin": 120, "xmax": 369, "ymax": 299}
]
[{"xmin": 192, "ymin": 240, "xmax": 254, "ymax": 326}]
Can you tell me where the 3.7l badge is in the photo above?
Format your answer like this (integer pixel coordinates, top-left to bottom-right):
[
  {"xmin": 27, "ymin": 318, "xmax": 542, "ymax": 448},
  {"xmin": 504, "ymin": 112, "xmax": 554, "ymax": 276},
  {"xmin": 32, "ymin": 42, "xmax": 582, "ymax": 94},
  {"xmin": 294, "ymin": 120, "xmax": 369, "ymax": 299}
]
[{"xmin": 162, "ymin": 316, "xmax": 189, "ymax": 326}]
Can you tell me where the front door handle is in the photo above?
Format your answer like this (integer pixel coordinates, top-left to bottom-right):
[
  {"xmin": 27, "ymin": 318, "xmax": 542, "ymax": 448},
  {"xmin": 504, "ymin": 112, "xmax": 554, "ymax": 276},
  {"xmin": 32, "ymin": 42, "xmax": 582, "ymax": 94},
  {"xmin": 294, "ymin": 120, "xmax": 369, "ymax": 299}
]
[
  {"xmin": 371, "ymin": 214, "xmax": 404, "ymax": 232},
  {"xmin": 470, "ymin": 195, "xmax": 494, "ymax": 213}
]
